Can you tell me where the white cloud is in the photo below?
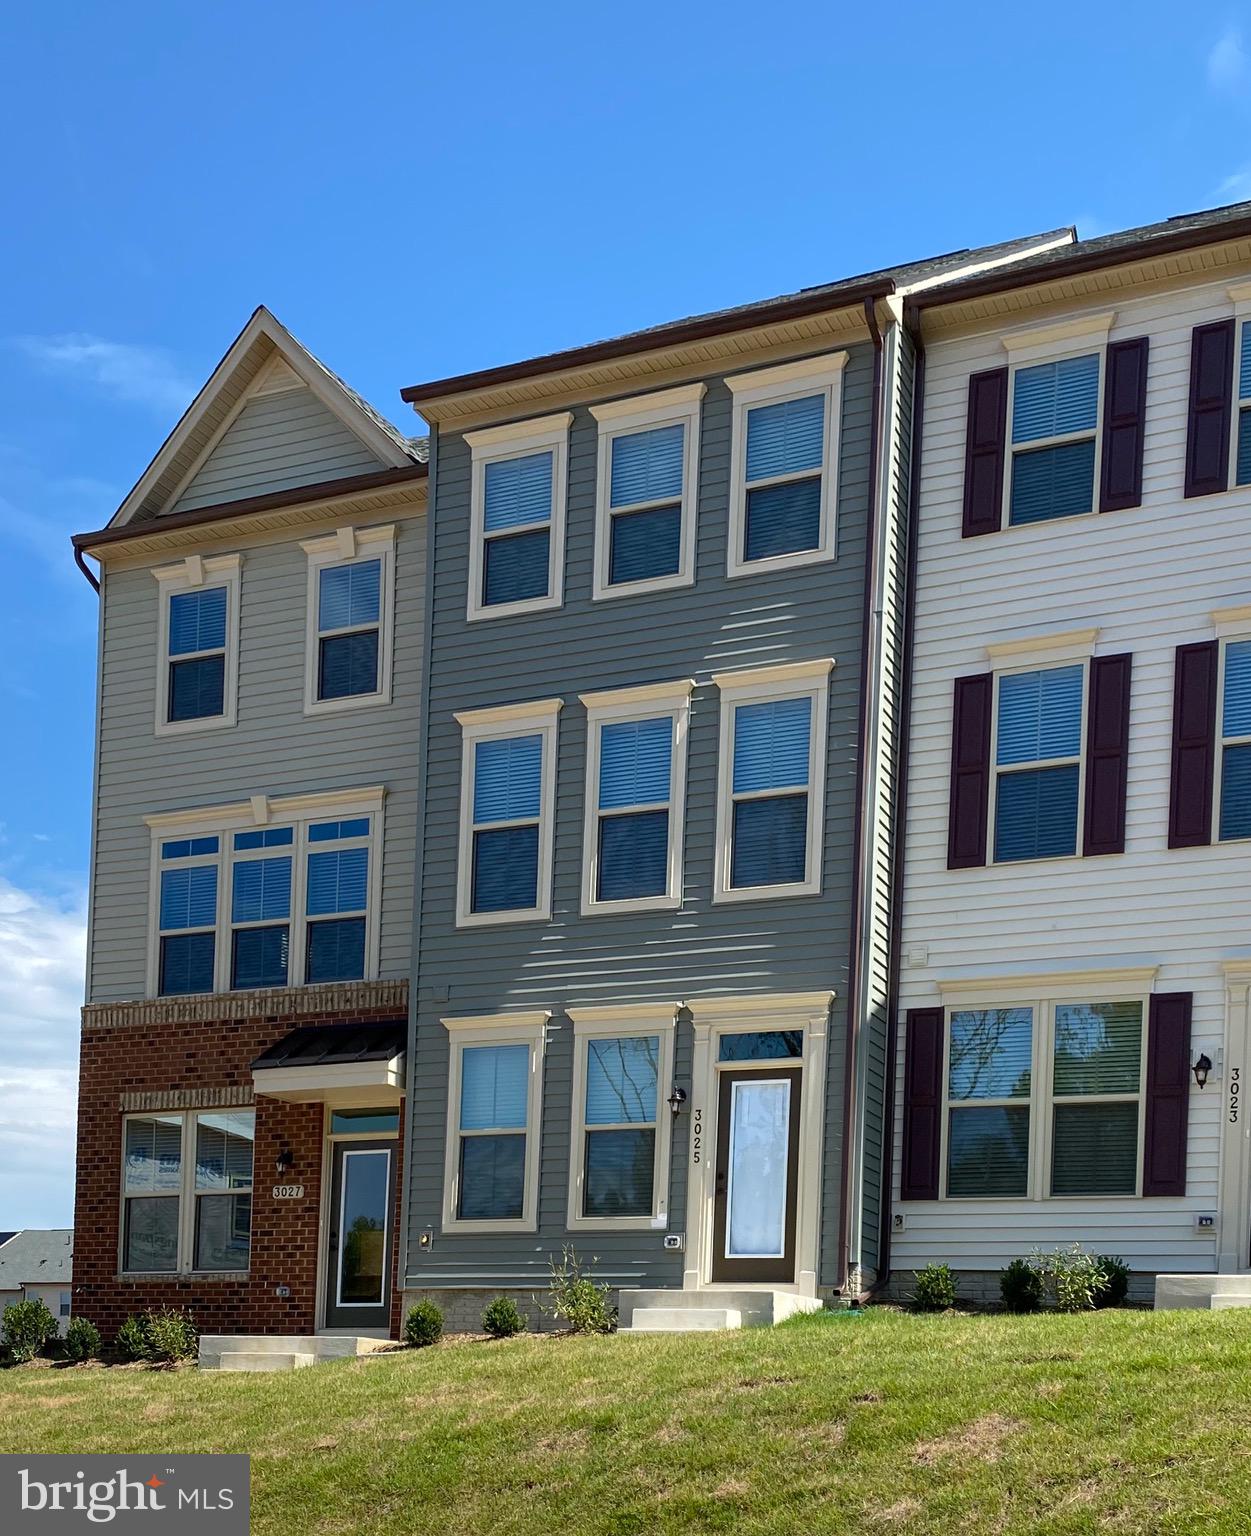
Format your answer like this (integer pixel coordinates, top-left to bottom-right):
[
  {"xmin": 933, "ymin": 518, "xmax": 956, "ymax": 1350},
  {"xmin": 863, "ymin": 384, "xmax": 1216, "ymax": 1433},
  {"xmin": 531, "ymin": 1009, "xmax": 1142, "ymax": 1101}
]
[
  {"xmin": 0, "ymin": 876, "xmax": 86, "ymax": 1228},
  {"xmin": 1208, "ymin": 25, "xmax": 1248, "ymax": 90},
  {"xmin": 13, "ymin": 333, "xmax": 194, "ymax": 415},
  {"xmin": 1218, "ymin": 165, "xmax": 1251, "ymax": 202}
]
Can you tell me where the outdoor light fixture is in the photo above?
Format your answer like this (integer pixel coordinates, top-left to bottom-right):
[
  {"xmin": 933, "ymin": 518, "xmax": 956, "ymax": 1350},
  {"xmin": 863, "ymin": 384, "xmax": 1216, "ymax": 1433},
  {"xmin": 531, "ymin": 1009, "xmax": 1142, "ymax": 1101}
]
[
  {"xmin": 667, "ymin": 1086, "xmax": 688, "ymax": 1116},
  {"xmin": 275, "ymin": 1145, "xmax": 295, "ymax": 1175},
  {"xmin": 1192, "ymin": 1054, "xmax": 1213, "ymax": 1090}
]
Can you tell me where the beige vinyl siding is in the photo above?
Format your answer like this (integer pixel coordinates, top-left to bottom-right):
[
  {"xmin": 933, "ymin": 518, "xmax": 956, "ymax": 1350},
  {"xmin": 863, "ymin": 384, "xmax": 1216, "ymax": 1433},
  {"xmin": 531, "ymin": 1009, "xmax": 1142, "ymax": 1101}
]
[
  {"xmin": 89, "ymin": 505, "xmax": 424, "ymax": 1001},
  {"xmin": 169, "ymin": 388, "xmax": 385, "ymax": 514},
  {"xmin": 893, "ymin": 271, "xmax": 1251, "ymax": 1273}
]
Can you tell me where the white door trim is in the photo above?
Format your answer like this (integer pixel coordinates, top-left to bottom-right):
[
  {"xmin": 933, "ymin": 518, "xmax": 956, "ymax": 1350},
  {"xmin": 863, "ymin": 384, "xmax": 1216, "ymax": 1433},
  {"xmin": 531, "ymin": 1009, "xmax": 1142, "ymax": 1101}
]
[{"xmin": 1219, "ymin": 966, "xmax": 1251, "ymax": 1272}]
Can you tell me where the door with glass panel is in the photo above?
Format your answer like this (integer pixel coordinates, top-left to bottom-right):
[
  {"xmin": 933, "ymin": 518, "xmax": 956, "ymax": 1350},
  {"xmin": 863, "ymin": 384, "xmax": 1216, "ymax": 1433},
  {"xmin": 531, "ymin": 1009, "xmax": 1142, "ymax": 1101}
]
[
  {"xmin": 711, "ymin": 1047, "xmax": 802, "ymax": 1284},
  {"xmin": 325, "ymin": 1140, "xmax": 394, "ymax": 1328}
]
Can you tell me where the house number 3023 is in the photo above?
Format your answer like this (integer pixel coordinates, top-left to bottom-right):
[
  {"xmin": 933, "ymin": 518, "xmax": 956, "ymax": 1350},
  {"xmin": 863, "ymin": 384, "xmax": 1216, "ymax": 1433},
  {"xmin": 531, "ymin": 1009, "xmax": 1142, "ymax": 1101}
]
[
  {"xmin": 1230, "ymin": 1067, "xmax": 1241, "ymax": 1126},
  {"xmin": 691, "ymin": 1108, "xmax": 703, "ymax": 1165}
]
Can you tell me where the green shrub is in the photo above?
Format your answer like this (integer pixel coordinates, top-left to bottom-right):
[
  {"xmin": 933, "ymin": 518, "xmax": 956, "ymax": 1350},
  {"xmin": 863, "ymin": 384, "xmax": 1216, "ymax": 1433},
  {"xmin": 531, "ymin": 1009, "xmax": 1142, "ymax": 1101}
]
[
  {"xmin": 63, "ymin": 1316, "xmax": 102, "ymax": 1361},
  {"xmin": 1095, "ymin": 1254, "xmax": 1131, "ymax": 1309},
  {"xmin": 482, "ymin": 1295, "xmax": 526, "ymax": 1339},
  {"xmin": 404, "ymin": 1300, "xmax": 444, "ymax": 1348},
  {"xmin": 115, "ymin": 1315, "xmax": 149, "ymax": 1361},
  {"xmin": 143, "ymin": 1307, "xmax": 198, "ymax": 1363},
  {"xmin": 545, "ymin": 1246, "xmax": 616, "ymax": 1334},
  {"xmin": 908, "ymin": 1263, "xmax": 957, "ymax": 1313},
  {"xmin": 1035, "ymin": 1244, "xmax": 1105, "ymax": 1313},
  {"xmin": 1, "ymin": 1298, "xmax": 59, "ymax": 1363},
  {"xmin": 1000, "ymin": 1258, "xmax": 1043, "ymax": 1314}
]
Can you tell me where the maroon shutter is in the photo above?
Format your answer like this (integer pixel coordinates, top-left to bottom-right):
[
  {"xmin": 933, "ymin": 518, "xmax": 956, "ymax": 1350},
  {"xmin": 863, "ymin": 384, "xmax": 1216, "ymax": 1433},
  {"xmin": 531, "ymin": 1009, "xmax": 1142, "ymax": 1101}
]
[
  {"xmin": 1168, "ymin": 641, "xmax": 1218, "ymax": 849},
  {"xmin": 1184, "ymin": 319, "xmax": 1235, "ymax": 498},
  {"xmin": 962, "ymin": 367, "xmax": 1008, "ymax": 537},
  {"xmin": 1082, "ymin": 653, "xmax": 1132, "ymax": 856},
  {"xmin": 1143, "ymin": 993, "xmax": 1192, "ymax": 1197},
  {"xmin": 1099, "ymin": 337, "xmax": 1149, "ymax": 512},
  {"xmin": 901, "ymin": 1008, "xmax": 944, "ymax": 1201},
  {"xmin": 948, "ymin": 673, "xmax": 992, "ymax": 869}
]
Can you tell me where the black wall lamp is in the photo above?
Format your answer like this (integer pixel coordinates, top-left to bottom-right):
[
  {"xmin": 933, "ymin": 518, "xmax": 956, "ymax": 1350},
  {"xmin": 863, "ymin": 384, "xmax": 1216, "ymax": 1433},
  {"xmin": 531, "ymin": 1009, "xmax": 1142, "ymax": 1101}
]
[
  {"xmin": 667, "ymin": 1086, "xmax": 688, "ymax": 1116},
  {"xmin": 1192, "ymin": 1054, "xmax": 1213, "ymax": 1090},
  {"xmin": 275, "ymin": 1145, "xmax": 295, "ymax": 1175}
]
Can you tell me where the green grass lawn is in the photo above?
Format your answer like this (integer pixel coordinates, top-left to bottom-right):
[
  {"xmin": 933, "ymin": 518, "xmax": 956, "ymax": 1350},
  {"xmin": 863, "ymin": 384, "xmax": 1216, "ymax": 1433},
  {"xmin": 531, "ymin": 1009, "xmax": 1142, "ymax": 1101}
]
[{"xmin": 3, "ymin": 1309, "xmax": 1250, "ymax": 1534}]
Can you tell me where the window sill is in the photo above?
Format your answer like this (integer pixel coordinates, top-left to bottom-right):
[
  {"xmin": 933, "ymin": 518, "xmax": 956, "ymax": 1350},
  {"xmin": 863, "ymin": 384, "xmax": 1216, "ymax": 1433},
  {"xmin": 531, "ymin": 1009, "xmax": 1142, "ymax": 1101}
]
[
  {"xmin": 566, "ymin": 1214, "xmax": 667, "ymax": 1233},
  {"xmin": 116, "ymin": 1270, "xmax": 250, "ymax": 1282},
  {"xmin": 154, "ymin": 715, "xmax": 236, "ymax": 740},
  {"xmin": 303, "ymin": 691, "xmax": 391, "ymax": 717},
  {"xmin": 713, "ymin": 878, "xmax": 822, "ymax": 905},
  {"xmin": 726, "ymin": 546, "xmax": 835, "ymax": 580},
  {"xmin": 439, "ymin": 1219, "xmax": 538, "ymax": 1235},
  {"xmin": 455, "ymin": 908, "xmax": 550, "ymax": 929},
  {"xmin": 466, "ymin": 593, "xmax": 562, "ymax": 624},
  {"xmin": 581, "ymin": 893, "xmax": 682, "ymax": 918},
  {"xmin": 152, "ymin": 975, "xmax": 371, "ymax": 1002},
  {"xmin": 591, "ymin": 570, "xmax": 695, "ymax": 602}
]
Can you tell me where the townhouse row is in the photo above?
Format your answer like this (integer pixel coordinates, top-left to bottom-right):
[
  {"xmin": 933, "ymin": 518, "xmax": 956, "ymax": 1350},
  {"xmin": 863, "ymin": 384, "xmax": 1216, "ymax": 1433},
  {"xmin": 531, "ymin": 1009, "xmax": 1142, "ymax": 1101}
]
[{"xmin": 69, "ymin": 203, "xmax": 1251, "ymax": 1336}]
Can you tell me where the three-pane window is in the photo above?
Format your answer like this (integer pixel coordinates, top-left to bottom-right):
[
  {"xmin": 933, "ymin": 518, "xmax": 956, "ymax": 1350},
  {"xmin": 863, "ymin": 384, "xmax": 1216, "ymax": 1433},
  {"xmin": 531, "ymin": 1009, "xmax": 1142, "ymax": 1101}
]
[
  {"xmin": 1008, "ymin": 353, "xmax": 1101, "ymax": 526},
  {"xmin": 456, "ymin": 1042, "xmax": 530, "ymax": 1222},
  {"xmin": 317, "ymin": 559, "xmax": 381, "ymax": 701},
  {"xmin": 122, "ymin": 1110, "xmax": 254, "ymax": 1273},
  {"xmin": 1220, "ymin": 639, "xmax": 1251, "ymax": 840},
  {"xmin": 167, "ymin": 587, "xmax": 227, "ymax": 722},
  {"xmin": 581, "ymin": 1035, "xmax": 659, "ymax": 1218},
  {"xmin": 993, "ymin": 664, "xmax": 1084, "ymax": 862}
]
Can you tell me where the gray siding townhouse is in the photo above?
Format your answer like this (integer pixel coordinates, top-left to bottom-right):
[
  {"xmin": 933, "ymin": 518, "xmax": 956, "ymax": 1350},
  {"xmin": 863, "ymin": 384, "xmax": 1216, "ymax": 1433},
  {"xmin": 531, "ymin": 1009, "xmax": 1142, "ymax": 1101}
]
[{"xmin": 397, "ymin": 230, "xmax": 1069, "ymax": 1327}]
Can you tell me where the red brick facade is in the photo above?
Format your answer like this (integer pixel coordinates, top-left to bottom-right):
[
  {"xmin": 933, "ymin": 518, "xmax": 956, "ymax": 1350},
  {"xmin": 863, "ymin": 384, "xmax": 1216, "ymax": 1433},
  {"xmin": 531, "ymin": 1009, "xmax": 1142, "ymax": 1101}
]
[{"xmin": 73, "ymin": 983, "xmax": 408, "ymax": 1342}]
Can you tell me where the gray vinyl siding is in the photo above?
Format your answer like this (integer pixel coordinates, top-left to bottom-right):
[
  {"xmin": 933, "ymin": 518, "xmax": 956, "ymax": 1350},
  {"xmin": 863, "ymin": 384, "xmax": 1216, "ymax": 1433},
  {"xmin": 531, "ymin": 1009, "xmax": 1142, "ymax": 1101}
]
[
  {"xmin": 408, "ymin": 347, "xmax": 876, "ymax": 1292},
  {"xmin": 88, "ymin": 509, "xmax": 425, "ymax": 1002},
  {"xmin": 169, "ymin": 388, "xmax": 385, "ymax": 513}
]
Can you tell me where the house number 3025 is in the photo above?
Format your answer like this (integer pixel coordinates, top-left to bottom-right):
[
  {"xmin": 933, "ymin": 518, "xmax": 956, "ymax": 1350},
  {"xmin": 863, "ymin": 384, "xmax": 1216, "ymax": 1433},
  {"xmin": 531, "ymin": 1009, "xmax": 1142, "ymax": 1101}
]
[{"xmin": 691, "ymin": 1108, "xmax": 703, "ymax": 1165}]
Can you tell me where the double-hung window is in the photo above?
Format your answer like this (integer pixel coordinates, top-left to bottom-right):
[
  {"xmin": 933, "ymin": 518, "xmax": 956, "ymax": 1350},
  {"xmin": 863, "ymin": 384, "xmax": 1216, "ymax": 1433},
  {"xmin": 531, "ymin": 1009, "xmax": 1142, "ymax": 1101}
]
[
  {"xmin": 157, "ymin": 837, "xmax": 219, "ymax": 995},
  {"xmin": 1235, "ymin": 319, "xmax": 1251, "ymax": 486},
  {"xmin": 580, "ymin": 681, "xmax": 692, "ymax": 914},
  {"xmin": 713, "ymin": 660, "xmax": 832, "ymax": 901},
  {"xmin": 567, "ymin": 1007, "xmax": 676, "ymax": 1229},
  {"xmin": 121, "ymin": 1109, "xmax": 254, "ymax": 1273},
  {"xmin": 148, "ymin": 788, "xmax": 382, "ymax": 996},
  {"xmin": 1218, "ymin": 638, "xmax": 1251, "ymax": 841},
  {"xmin": 301, "ymin": 525, "xmax": 396, "ymax": 711},
  {"xmin": 726, "ymin": 355, "xmax": 844, "ymax": 578},
  {"xmin": 992, "ymin": 663, "xmax": 1085, "ymax": 863},
  {"xmin": 153, "ymin": 554, "xmax": 241, "ymax": 733},
  {"xmin": 466, "ymin": 413, "xmax": 570, "ymax": 621},
  {"xmin": 442, "ymin": 1013, "xmax": 547, "ymax": 1230},
  {"xmin": 590, "ymin": 385, "xmax": 703, "ymax": 598},
  {"xmin": 1007, "ymin": 351, "xmax": 1102, "ymax": 526},
  {"xmin": 941, "ymin": 995, "xmax": 1145, "ymax": 1200},
  {"xmin": 456, "ymin": 700, "xmax": 560, "ymax": 925}
]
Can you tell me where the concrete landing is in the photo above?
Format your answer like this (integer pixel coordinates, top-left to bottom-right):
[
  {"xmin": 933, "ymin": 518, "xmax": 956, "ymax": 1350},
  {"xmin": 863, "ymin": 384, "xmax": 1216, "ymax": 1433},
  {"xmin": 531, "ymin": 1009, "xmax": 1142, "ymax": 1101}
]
[
  {"xmin": 198, "ymin": 1334, "xmax": 393, "ymax": 1371},
  {"xmin": 617, "ymin": 1288, "xmax": 823, "ymax": 1333},
  {"xmin": 1154, "ymin": 1274, "xmax": 1251, "ymax": 1311}
]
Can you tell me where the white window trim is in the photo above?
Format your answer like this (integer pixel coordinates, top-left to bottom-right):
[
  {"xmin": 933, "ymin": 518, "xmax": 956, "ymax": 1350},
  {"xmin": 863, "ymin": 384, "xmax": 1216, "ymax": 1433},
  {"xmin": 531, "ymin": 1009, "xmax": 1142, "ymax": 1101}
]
[
  {"xmin": 152, "ymin": 553, "xmax": 242, "ymax": 737},
  {"xmin": 118, "ymin": 1108, "xmax": 255, "ymax": 1276},
  {"xmin": 711, "ymin": 659, "xmax": 833, "ymax": 903},
  {"xmin": 144, "ymin": 785, "xmax": 385, "ymax": 998},
  {"xmin": 589, "ymin": 384, "xmax": 705, "ymax": 601},
  {"xmin": 725, "ymin": 353, "xmax": 846, "ymax": 580},
  {"xmin": 566, "ymin": 1003, "xmax": 678, "ymax": 1232},
  {"xmin": 441, "ymin": 1011, "xmax": 549, "ymax": 1233},
  {"xmin": 1000, "ymin": 331, "xmax": 1109, "ymax": 533},
  {"xmin": 934, "ymin": 987, "xmax": 1150, "ymax": 1204},
  {"xmin": 454, "ymin": 698, "xmax": 562, "ymax": 928},
  {"xmin": 988, "ymin": 656, "xmax": 1089, "ymax": 868},
  {"xmin": 1214, "ymin": 630, "xmax": 1251, "ymax": 844},
  {"xmin": 300, "ymin": 524, "xmax": 397, "ymax": 715},
  {"xmin": 579, "ymin": 679, "xmax": 694, "ymax": 916},
  {"xmin": 465, "ymin": 413, "xmax": 571, "ymax": 623}
]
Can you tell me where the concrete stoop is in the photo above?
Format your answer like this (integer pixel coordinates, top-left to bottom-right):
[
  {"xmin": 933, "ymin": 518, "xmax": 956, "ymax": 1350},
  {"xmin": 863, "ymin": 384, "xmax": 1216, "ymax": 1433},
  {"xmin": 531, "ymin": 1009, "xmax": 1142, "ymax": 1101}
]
[
  {"xmin": 1154, "ymin": 1274, "xmax": 1251, "ymax": 1311},
  {"xmin": 617, "ymin": 1289, "xmax": 824, "ymax": 1333},
  {"xmin": 198, "ymin": 1334, "xmax": 392, "ymax": 1371}
]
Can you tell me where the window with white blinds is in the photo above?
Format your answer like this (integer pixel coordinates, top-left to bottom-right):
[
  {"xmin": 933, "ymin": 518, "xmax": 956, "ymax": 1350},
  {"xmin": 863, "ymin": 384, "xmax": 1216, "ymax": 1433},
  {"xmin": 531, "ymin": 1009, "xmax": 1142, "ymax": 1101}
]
[
  {"xmin": 1008, "ymin": 352, "xmax": 1102, "ymax": 527},
  {"xmin": 153, "ymin": 554, "xmax": 240, "ymax": 735},
  {"xmin": 993, "ymin": 663, "xmax": 1085, "ymax": 863},
  {"xmin": 122, "ymin": 1110, "xmax": 254, "ymax": 1274},
  {"xmin": 467, "ymin": 415, "xmax": 570, "ymax": 621},
  {"xmin": 1219, "ymin": 638, "xmax": 1251, "ymax": 841}
]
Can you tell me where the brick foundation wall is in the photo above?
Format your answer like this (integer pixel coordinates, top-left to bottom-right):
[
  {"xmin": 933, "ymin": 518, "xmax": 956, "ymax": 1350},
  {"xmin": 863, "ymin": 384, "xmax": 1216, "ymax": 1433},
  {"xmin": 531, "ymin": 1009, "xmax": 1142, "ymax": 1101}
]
[{"xmin": 73, "ymin": 983, "xmax": 408, "ymax": 1342}]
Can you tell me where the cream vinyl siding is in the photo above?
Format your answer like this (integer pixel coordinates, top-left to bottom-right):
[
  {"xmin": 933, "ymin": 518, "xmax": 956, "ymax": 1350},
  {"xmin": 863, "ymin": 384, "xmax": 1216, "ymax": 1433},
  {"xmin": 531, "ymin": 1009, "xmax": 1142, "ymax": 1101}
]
[
  {"xmin": 89, "ymin": 507, "xmax": 424, "ymax": 1002},
  {"xmin": 893, "ymin": 271, "xmax": 1251, "ymax": 1274}
]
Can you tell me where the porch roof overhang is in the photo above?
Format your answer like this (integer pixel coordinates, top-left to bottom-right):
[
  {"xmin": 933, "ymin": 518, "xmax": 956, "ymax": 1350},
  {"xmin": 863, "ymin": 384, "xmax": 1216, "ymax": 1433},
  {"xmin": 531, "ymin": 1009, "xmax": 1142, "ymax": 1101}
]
[{"xmin": 250, "ymin": 1021, "xmax": 406, "ymax": 1105}]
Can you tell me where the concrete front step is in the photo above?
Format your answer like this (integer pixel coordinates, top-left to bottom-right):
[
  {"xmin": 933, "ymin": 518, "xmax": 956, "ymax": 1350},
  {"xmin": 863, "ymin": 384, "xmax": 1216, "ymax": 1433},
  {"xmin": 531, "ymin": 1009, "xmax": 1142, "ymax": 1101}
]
[
  {"xmin": 198, "ymin": 1334, "xmax": 392, "ymax": 1371},
  {"xmin": 617, "ymin": 1288, "xmax": 823, "ymax": 1331},
  {"xmin": 623, "ymin": 1307, "xmax": 743, "ymax": 1333},
  {"xmin": 1154, "ymin": 1274, "xmax": 1251, "ymax": 1311},
  {"xmin": 217, "ymin": 1351, "xmax": 316, "ymax": 1372}
]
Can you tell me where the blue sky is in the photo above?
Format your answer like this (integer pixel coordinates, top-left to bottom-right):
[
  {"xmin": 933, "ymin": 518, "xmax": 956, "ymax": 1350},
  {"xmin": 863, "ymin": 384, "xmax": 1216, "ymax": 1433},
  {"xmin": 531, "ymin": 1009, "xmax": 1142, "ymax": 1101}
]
[{"xmin": 0, "ymin": 0, "xmax": 1247, "ymax": 1226}]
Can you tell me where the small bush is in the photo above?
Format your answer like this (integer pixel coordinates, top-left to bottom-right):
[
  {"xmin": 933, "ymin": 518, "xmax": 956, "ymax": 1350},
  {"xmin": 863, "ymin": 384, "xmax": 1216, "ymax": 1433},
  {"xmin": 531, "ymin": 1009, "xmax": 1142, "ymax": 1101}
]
[
  {"xmin": 1035, "ymin": 1244, "xmax": 1105, "ymax": 1313},
  {"xmin": 545, "ymin": 1246, "xmax": 616, "ymax": 1334},
  {"xmin": 909, "ymin": 1263, "xmax": 957, "ymax": 1313},
  {"xmin": 115, "ymin": 1315, "xmax": 149, "ymax": 1361},
  {"xmin": 63, "ymin": 1316, "xmax": 102, "ymax": 1362},
  {"xmin": 404, "ymin": 1300, "xmax": 444, "ymax": 1348},
  {"xmin": 1095, "ymin": 1254, "xmax": 1131, "ymax": 1309},
  {"xmin": 1000, "ymin": 1257, "xmax": 1044, "ymax": 1314},
  {"xmin": 482, "ymin": 1295, "xmax": 525, "ymax": 1339},
  {"xmin": 2, "ymin": 1298, "xmax": 59, "ymax": 1363},
  {"xmin": 143, "ymin": 1307, "xmax": 198, "ymax": 1363}
]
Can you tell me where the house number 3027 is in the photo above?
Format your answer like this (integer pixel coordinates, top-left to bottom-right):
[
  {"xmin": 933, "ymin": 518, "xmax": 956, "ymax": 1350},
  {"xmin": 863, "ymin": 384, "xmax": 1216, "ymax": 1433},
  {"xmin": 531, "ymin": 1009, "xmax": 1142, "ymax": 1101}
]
[
  {"xmin": 272, "ymin": 1184, "xmax": 305, "ymax": 1200},
  {"xmin": 691, "ymin": 1108, "xmax": 703, "ymax": 1165}
]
